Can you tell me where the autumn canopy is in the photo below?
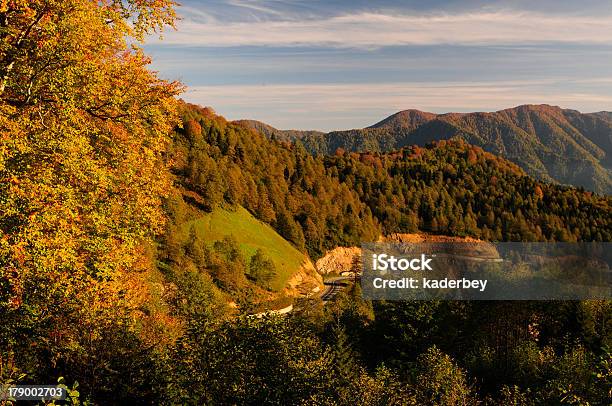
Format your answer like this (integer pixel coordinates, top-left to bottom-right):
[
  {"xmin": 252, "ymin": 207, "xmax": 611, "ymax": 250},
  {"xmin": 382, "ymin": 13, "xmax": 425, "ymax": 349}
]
[{"xmin": 0, "ymin": 0, "xmax": 181, "ymax": 383}]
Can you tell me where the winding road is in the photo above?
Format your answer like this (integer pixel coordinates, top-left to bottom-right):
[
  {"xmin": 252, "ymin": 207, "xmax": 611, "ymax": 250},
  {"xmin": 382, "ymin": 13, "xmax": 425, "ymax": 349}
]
[{"xmin": 320, "ymin": 276, "xmax": 352, "ymax": 303}]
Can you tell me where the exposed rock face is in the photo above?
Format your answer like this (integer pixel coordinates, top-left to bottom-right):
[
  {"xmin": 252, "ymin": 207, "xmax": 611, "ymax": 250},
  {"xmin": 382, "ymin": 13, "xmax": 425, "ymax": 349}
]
[
  {"xmin": 383, "ymin": 233, "xmax": 482, "ymax": 243},
  {"xmin": 314, "ymin": 233, "xmax": 495, "ymax": 275},
  {"xmin": 315, "ymin": 246, "xmax": 361, "ymax": 275},
  {"xmin": 284, "ymin": 258, "xmax": 324, "ymax": 297},
  {"xmin": 384, "ymin": 233, "xmax": 499, "ymax": 259}
]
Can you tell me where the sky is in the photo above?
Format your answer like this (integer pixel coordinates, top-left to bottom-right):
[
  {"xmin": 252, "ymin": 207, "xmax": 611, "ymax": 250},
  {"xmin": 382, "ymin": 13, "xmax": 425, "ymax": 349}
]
[{"xmin": 144, "ymin": 0, "xmax": 612, "ymax": 131}]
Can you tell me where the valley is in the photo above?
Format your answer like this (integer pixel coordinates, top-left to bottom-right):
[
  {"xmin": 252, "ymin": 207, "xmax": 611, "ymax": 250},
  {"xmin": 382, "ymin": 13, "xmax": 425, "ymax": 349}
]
[{"xmin": 2, "ymin": 1, "xmax": 611, "ymax": 402}]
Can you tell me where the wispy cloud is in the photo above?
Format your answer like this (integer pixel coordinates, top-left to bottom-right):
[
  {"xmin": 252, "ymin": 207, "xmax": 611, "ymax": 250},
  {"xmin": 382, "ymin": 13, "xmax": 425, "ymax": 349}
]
[
  {"xmin": 186, "ymin": 80, "xmax": 612, "ymax": 130},
  {"xmin": 149, "ymin": 3, "xmax": 612, "ymax": 129},
  {"xmin": 225, "ymin": 0, "xmax": 290, "ymax": 19},
  {"xmin": 158, "ymin": 11, "xmax": 612, "ymax": 48}
]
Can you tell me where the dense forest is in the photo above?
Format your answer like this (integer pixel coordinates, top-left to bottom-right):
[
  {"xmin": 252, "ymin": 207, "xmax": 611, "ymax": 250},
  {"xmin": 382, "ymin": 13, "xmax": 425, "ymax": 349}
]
[
  {"xmin": 168, "ymin": 104, "xmax": 380, "ymax": 259},
  {"xmin": 177, "ymin": 104, "xmax": 611, "ymax": 261},
  {"xmin": 157, "ymin": 105, "xmax": 611, "ymax": 404},
  {"xmin": 325, "ymin": 143, "xmax": 611, "ymax": 242},
  {"xmin": 244, "ymin": 105, "xmax": 612, "ymax": 195},
  {"xmin": 0, "ymin": 1, "xmax": 610, "ymax": 405}
]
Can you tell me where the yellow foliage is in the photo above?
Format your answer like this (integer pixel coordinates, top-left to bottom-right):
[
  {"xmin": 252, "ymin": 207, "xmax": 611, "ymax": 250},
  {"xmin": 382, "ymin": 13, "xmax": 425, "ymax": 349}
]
[{"xmin": 0, "ymin": 0, "xmax": 181, "ymax": 361}]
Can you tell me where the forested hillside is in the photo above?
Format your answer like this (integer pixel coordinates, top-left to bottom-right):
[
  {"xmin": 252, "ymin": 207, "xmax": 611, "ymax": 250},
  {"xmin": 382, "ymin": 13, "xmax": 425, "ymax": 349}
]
[
  {"xmin": 325, "ymin": 142, "xmax": 611, "ymax": 242},
  {"xmin": 292, "ymin": 105, "xmax": 612, "ymax": 194},
  {"xmin": 158, "ymin": 105, "xmax": 611, "ymax": 405},
  {"xmin": 159, "ymin": 103, "xmax": 611, "ymax": 313},
  {"xmin": 180, "ymin": 106, "xmax": 612, "ymax": 250},
  {"xmin": 1, "ymin": 1, "xmax": 610, "ymax": 403},
  {"xmin": 169, "ymin": 104, "xmax": 380, "ymax": 259},
  {"xmin": 159, "ymin": 103, "xmax": 611, "ymax": 309}
]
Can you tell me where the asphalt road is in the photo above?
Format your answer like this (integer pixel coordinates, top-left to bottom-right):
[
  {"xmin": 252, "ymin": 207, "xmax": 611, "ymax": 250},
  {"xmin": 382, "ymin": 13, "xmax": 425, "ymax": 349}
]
[{"xmin": 320, "ymin": 276, "xmax": 352, "ymax": 303}]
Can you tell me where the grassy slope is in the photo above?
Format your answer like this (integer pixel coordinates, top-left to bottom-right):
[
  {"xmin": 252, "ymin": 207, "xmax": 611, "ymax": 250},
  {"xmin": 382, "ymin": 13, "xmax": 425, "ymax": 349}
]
[{"xmin": 182, "ymin": 206, "xmax": 306, "ymax": 292}]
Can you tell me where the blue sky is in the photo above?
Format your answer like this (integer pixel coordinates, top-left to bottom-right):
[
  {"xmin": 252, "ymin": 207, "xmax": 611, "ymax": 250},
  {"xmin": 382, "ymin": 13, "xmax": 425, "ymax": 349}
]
[{"xmin": 144, "ymin": 0, "xmax": 612, "ymax": 130}]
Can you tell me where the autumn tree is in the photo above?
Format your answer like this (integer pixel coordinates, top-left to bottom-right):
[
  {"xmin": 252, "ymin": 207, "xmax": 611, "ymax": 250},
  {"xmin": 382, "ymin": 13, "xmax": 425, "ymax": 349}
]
[
  {"xmin": 0, "ymin": 0, "xmax": 181, "ymax": 395},
  {"xmin": 414, "ymin": 346, "xmax": 475, "ymax": 405}
]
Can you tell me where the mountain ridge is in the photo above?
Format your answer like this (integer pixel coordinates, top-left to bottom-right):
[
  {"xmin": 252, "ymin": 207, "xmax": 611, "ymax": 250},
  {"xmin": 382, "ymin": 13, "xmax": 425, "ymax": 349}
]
[
  {"xmin": 236, "ymin": 104, "xmax": 612, "ymax": 194},
  {"xmin": 368, "ymin": 109, "xmax": 437, "ymax": 130},
  {"xmin": 233, "ymin": 119, "xmax": 325, "ymax": 141}
]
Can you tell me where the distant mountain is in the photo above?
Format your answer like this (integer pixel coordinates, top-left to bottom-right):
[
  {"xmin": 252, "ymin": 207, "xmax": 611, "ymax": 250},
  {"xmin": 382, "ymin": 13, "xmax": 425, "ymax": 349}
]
[
  {"xmin": 591, "ymin": 111, "xmax": 612, "ymax": 122},
  {"xmin": 283, "ymin": 105, "xmax": 612, "ymax": 194},
  {"xmin": 368, "ymin": 109, "xmax": 437, "ymax": 131},
  {"xmin": 233, "ymin": 119, "xmax": 325, "ymax": 142}
]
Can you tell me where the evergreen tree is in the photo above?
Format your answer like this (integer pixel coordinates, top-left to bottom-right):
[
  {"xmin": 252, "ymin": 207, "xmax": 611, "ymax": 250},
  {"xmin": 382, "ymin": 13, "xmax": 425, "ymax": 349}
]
[{"xmin": 248, "ymin": 249, "xmax": 275, "ymax": 288}]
